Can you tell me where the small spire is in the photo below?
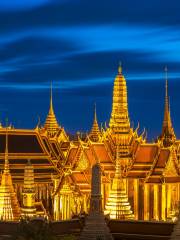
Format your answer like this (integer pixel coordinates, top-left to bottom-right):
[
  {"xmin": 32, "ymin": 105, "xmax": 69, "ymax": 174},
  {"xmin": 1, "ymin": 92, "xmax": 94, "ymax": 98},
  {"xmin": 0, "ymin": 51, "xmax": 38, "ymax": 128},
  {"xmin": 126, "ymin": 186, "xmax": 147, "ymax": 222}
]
[
  {"xmin": 118, "ymin": 61, "xmax": 122, "ymax": 74},
  {"xmin": 44, "ymin": 82, "xmax": 59, "ymax": 137},
  {"xmin": 89, "ymin": 103, "xmax": 101, "ymax": 142}
]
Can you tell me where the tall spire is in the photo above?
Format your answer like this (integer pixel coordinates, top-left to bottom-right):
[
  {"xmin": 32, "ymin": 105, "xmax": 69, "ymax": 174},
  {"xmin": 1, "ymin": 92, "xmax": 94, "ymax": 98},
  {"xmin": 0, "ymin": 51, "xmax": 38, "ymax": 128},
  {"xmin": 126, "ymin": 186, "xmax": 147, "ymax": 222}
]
[
  {"xmin": 0, "ymin": 130, "xmax": 21, "ymax": 221},
  {"xmin": 89, "ymin": 103, "xmax": 101, "ymax": 142},
  {"xmin": 159, "ymin": 67, "xmax": 176, "ymax": 147},
  {"xmin": 109, "ymin": 63, "xmax": 130, "ymax": 134},
  {"xmin": 44, "ymin": 82, "xmax": 59, "ymax": 137}
]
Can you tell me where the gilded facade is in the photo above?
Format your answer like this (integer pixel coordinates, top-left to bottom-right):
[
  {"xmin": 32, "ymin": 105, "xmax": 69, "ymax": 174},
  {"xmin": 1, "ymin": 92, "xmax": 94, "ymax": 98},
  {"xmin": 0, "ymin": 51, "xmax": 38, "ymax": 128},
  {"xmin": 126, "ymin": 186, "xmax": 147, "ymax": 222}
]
[{"xmin": 0, "ymin": 66, "xmax": 180, "ymax": 222}]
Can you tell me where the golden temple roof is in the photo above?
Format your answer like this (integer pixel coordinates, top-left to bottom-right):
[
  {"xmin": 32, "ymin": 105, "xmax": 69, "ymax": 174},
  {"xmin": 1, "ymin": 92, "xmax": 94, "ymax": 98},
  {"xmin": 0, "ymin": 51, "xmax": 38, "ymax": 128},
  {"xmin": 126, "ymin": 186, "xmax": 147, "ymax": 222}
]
[{"xmin": 0, "ymin": 129, "xmax": 61, "ymax": 182}]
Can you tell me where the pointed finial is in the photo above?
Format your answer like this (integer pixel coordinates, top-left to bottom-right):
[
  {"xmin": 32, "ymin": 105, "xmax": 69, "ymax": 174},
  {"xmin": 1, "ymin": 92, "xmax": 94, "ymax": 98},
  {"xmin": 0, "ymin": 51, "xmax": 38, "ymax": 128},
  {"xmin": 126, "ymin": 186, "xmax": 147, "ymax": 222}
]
[
  {"xmin": 50, "ymin": 81, "xmax": 53, "ymax": 112},
  {"xmin": 165, "ymin": 66, "xmax": 168, "ymax": 98},
  {"xmin": 94, "ymin": 102, "xmax": 97, "ymax": 122},
  {"xmin": 118, "ymin": 61, "xmax": 122, "ymax": 74}
]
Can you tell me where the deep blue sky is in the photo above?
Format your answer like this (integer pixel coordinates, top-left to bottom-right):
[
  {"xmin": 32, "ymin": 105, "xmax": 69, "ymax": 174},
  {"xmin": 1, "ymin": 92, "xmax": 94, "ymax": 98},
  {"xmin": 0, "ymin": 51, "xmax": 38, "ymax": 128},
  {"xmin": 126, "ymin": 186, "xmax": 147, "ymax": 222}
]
[{"xmin": 0, "ymin": 0, "xmax": 180, "ymax": 140}]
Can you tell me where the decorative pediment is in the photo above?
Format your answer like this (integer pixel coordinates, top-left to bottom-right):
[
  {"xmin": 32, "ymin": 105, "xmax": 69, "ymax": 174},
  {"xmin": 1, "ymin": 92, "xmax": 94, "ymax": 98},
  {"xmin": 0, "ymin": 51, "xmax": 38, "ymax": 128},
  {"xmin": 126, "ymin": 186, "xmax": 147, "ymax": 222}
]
[
  {"xmin": 75, "ymin": 152, "xmax": 89, "ymax": 171},
  {"xmin": 163, "ymin": 153, "xmax": 178, "ymax": 177}
]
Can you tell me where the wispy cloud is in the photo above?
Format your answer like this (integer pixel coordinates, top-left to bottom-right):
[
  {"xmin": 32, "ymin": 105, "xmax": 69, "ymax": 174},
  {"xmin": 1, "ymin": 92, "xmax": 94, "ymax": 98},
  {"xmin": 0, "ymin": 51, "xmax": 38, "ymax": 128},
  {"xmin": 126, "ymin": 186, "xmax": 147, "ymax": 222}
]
[{"xmin": 0, "ymin": 0, "xmax": 52, "ymax": 11}]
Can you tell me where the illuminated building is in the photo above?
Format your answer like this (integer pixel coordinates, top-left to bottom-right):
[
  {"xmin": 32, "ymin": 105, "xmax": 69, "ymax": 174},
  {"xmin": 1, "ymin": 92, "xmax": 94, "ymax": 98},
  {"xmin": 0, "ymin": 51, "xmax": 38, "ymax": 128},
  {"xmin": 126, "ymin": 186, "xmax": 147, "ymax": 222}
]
[{"xmin": 0, "ymin": 65, "xmax": 179, "ymax": 222}]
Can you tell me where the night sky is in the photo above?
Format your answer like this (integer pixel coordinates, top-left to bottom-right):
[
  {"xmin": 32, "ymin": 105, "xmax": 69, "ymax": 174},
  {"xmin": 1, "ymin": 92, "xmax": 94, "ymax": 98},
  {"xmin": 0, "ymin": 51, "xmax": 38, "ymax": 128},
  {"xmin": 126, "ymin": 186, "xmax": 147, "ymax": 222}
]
[{"xmin": 0, "ymin": 0, "xmax": 180, "ymax": 140}]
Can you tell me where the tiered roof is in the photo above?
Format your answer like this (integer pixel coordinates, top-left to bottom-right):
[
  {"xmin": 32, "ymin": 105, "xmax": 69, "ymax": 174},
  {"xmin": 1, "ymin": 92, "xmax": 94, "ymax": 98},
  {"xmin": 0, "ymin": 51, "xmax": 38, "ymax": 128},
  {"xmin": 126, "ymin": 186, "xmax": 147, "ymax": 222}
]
[{"xmin": 0, "ymin": 129, "xmax": 62, "ymax": 183}]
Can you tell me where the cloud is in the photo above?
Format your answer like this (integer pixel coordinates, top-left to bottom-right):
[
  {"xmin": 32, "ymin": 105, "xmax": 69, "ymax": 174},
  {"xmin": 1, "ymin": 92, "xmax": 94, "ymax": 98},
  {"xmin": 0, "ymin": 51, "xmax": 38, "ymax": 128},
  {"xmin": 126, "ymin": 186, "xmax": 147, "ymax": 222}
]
[{"xmin": 0, "ymin": 0, "xmax": 52, "ymax": 11}]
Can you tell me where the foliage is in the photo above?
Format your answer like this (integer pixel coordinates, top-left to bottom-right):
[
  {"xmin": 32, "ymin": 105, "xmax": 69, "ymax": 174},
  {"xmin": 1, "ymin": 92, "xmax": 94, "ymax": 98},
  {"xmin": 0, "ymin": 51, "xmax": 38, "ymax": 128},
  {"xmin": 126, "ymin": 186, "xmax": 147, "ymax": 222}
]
[{"xmin": 13, "ymin": 218, "xmax": 56, "ymax": 240}]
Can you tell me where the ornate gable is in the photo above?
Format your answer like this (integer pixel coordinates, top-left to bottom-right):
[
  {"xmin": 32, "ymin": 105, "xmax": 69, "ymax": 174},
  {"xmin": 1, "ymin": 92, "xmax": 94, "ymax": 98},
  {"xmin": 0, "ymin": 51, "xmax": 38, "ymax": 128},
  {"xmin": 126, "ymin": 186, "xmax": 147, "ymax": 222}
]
[
  {"xmin": 163, "ymin": 149, "xmax": 179, "ymax": 177},
  {"xmin": 75, "ymin": 151, "xmax": 89, "ymax": 171}
]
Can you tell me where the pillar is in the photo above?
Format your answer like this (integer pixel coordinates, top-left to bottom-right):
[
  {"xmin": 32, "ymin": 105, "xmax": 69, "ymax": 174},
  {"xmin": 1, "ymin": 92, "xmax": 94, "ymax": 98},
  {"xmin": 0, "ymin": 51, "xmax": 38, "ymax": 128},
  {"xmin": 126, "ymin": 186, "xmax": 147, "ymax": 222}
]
[
  {"xmin": 167, "ymin": 184, "xmax": 172, "ymax": 218},
  {"xmin": 153, "ymin": 185, "xmax": 159, "ymax": 220},
  {"xmin": 161, "ymin": 184, "xmax": 166, "ymax": 220},
  {"xmin": 144, "ymin": 184, "xmax": 150, "ymax": 220},
  {"xmin": 134, "ymin": 179, "xmax": 139, "ymax": 220}
]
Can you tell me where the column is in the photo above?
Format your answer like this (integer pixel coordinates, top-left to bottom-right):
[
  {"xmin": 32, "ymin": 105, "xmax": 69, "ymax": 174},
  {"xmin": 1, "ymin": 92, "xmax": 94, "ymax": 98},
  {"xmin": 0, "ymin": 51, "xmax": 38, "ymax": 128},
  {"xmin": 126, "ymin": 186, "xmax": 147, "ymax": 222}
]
[
  {"xmin": 167, "ymin": 184, "xmax": 172, "ymax": 219},
  {"xmin": 144, "ymin": 184, "xmax": 149, "ymax": 220},
  {"xmin": 161, "ymin": 184, "xmax": 166, "ymax": 220},
  {"xmin": 134, "ymin": 179, "xmax": 139, "ymax": 220},
  {"xmin": 153, "ymin": 185, "xmax": 159, "ymax": 220}
]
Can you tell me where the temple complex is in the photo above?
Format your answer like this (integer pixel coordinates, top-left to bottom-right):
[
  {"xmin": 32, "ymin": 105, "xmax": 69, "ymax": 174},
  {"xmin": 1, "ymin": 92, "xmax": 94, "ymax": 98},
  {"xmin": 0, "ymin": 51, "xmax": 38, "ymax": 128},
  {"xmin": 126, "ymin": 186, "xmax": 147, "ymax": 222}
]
[{"xmin": 0, "ymin": 65, "xmax": 179, "ymax": 223}]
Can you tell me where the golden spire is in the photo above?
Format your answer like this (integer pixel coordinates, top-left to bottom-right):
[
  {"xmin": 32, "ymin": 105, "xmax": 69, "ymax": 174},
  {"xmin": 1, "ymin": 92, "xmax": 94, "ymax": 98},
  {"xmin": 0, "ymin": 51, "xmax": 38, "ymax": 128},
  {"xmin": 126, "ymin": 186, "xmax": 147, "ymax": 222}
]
[
  {"xmin": 44, "ymin": 82, "xmax": 59, "ymax": 137},
  {"xmin": 109, "ymin": 63, "xmax": 130, "ymax": 133},
  {"xmin": 89, "ymin": 103, "xmax": 101, "ymax": 142},
  {"xmin": 159, "ymin": 67, "xmax": 176, "ymax": 147},
  {"xmin": 104, "ymin": 144, "xmax": 134, "ymax": 219},
  {"xmin": 0, "ymin": 129, "xmax": 21, "ymax": 221}
]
